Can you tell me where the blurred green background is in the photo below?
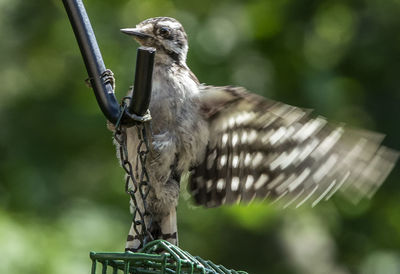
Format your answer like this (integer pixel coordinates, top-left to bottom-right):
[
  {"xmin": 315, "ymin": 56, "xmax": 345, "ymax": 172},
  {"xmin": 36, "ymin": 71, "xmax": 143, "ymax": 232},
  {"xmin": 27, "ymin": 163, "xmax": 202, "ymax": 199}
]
[{"xmin": 0, "ymin": 0, "xmax": 400, "ymax": 273}]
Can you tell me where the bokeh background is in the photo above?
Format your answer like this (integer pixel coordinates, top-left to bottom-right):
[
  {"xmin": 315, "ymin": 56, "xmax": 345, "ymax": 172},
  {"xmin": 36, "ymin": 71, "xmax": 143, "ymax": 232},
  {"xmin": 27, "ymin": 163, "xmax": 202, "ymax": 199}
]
[{"xmin": 1, "ymin": 0, "xmax": 400, "ymax": 273}]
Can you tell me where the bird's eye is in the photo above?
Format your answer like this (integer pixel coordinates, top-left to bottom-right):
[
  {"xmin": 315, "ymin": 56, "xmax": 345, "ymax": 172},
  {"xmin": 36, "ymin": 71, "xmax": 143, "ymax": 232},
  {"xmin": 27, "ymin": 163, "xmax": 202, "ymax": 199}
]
[{"xmin": 158, "ymin": 27, "xmax": 171, "ymax": 38}]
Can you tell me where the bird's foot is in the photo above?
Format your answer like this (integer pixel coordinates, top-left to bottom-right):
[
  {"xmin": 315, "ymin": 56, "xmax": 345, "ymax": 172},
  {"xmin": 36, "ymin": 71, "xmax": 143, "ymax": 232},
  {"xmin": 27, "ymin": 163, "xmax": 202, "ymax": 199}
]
[
  {"xmin": 101, "ymin": 69, "xmax": 115, "ymax": 91},
  {"xmin": 84, "ymin": 69, "xmax": 115, "ymax": 91}
]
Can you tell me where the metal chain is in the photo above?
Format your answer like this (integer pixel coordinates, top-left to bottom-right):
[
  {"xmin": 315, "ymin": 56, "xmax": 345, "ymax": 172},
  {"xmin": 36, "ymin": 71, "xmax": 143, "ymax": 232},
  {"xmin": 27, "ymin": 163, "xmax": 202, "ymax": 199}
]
[{"xmin": 113, "ymin": 98, "xmax": 154, "ymax": 250}]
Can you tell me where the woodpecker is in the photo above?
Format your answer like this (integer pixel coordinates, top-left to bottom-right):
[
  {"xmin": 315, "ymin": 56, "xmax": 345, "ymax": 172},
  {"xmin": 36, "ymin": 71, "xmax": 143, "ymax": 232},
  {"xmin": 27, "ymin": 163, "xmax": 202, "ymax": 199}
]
[{"xmin": 114, "ymin": 17, "xmax": 398, "ymax": 251}]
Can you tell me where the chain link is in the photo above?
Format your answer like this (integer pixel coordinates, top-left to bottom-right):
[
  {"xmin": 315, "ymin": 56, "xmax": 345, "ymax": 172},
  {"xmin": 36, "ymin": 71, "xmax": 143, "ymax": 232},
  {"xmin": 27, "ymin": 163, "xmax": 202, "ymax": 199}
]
[{"xmin": 113, "ymin": 98, "xmax": 154, "ymax": 250}]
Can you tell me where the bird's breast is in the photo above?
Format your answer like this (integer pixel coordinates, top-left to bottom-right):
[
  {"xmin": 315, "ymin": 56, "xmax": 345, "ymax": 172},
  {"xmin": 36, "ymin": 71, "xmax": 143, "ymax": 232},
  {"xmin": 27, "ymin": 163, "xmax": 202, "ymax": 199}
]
[
  {"xmin": 149, "ymin": 68, "xmax": 197, "ymax": 131},
  {"xmin": 149, "ymin": 67, "xmax": 209, "ymax": 168}
]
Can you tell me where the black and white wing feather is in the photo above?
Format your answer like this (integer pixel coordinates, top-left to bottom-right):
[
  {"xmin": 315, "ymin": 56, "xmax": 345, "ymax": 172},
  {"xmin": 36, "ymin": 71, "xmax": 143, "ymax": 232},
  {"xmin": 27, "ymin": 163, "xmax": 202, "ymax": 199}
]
[{"xmin": 189, "ymin": 85, "xmax": 398, "ymax": 208}]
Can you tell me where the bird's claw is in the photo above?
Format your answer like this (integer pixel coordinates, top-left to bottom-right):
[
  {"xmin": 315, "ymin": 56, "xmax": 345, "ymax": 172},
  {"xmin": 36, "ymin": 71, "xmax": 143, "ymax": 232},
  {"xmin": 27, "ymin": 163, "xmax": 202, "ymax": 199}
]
[
  {"xmin": 102, "ymin": 69, "xmax": 116, "ymax": 91},
  {"xmin": 84, "ymin": 77, "xmax": 92, "ymax": 88},
  {"xmin": 84, "ymin": 69, "xmax": 116, "ymax": 91}
]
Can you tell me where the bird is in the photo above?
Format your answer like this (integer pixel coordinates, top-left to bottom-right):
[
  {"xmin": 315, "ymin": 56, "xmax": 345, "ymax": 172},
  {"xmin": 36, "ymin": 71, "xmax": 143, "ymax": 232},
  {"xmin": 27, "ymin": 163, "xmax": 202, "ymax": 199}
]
[{"xmin": 113, "ymin": 17, "xmax": 398, "ymax": 251}]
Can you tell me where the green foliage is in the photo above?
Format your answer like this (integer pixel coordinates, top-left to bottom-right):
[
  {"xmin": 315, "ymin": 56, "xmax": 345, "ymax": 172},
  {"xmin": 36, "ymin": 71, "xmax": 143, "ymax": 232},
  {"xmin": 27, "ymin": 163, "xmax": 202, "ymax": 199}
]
[{"xmin": 0, "ymin": 0, "xmax": 399, "ymax": 273}]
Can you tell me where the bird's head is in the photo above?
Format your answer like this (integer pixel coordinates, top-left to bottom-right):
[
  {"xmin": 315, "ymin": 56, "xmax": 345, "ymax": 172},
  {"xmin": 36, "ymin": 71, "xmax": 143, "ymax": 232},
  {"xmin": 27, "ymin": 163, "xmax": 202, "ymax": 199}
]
[{"xmin": 121, "ymin": 17, "xmax": 188, "ymax": 65}]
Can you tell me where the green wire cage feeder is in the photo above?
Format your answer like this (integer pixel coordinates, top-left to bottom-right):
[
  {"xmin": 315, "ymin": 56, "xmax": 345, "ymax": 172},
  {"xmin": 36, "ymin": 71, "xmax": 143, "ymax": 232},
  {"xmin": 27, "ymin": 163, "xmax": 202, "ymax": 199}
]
[{"xmin": 90, "ymin": 240, "xmax": 247, "ymax": 274}]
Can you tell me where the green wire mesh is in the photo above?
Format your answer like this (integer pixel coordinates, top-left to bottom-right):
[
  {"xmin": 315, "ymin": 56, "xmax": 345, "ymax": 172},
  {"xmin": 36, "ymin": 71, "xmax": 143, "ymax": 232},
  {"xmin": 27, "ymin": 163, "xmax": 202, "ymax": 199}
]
[{"xmin": 90, "ymin": 240, "xmax": 248, "ymax": 274}]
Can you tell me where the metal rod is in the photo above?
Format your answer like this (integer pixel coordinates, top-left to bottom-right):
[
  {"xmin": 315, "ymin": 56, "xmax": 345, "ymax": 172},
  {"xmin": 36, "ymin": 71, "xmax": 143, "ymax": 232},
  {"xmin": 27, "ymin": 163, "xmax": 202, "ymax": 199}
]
[
  {"xmin": 62, "ymin": 0, "xmax": 121, "ymax": 124},
  {"xmin": 63, "ymin": 0, "xmax": 155, "ymax": 125},
  {"xmin": 129, "ymin": 47, "xmax": 155, "ymax": 116}
]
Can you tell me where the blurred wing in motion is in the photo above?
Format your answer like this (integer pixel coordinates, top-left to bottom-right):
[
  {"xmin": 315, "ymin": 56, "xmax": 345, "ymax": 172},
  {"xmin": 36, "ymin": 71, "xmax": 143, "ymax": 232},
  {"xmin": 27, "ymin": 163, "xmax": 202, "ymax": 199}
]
[{"xmin": 189, "ymin": 85, "xmax": 398, "ymax": 208}]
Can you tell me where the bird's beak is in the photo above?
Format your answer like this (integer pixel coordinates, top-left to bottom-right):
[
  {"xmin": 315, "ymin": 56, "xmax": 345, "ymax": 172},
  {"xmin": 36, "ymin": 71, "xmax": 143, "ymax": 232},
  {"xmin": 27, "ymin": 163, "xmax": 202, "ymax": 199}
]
[{"xmin": 120, "ymin": 28, "xmax": 152, "ymax": 39}]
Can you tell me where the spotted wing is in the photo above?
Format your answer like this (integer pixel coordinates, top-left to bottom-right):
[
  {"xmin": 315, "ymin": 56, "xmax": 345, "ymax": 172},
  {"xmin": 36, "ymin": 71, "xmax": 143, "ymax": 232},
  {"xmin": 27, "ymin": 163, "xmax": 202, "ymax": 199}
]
[{"xmin": 189, "ymin": 85, "xmax": 398, "ymax": 208}]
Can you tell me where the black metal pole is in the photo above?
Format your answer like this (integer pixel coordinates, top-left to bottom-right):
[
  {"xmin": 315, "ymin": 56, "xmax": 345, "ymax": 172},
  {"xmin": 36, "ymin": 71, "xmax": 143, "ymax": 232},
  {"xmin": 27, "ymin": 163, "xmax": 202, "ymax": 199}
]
[
  {"xmin": 129, "ymin": 47, "xmax": 155, "ymax": 116},
  {"xmin": 62, "ymin": 0, "xmax": 121, "ymax": 124},
  {"xmin": 62, "ymin": 0, "xmax": 155, "ymax": 125}
]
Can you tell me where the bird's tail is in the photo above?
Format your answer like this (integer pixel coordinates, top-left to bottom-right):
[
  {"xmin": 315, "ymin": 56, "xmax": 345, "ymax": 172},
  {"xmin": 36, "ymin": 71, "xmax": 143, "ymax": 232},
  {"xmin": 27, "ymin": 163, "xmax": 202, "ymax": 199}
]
[{"xmin": 125, "ymin": 207, "xmax": 178, "ymax": 252}]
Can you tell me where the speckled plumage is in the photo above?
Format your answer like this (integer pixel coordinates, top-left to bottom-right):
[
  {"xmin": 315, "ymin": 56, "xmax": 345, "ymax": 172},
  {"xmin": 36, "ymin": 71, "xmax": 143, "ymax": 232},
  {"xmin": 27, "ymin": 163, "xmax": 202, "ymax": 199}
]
[
  {"xmin": 114, "ymin": 17, "xmax": 398, "ymax": 251},
  {"xmin": 120, "ymin": 17, "xmax": 209, "ymax": 250}
]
